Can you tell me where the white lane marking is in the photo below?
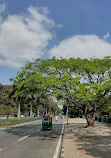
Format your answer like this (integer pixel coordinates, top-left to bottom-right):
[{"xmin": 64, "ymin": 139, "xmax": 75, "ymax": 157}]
[
  {"xmin": 18, "ymin": 129, "xmax": 40, "ymax": 142},
  {"xmin": 0, "ymin": 149, "xmax": 2, "ymax": 151},
  {"xmin": 18, "ymin": 135, "xmax": 30, "ymax": 142},
  {"xmin": 53, "ymin": 121, "xmax": 65, "ymax": 158},
  {"xmin": 36, "ymin": 129, "xmax": 40, "ymax": 132}
]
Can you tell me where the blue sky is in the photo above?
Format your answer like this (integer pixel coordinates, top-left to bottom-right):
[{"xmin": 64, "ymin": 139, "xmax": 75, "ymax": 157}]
[{"xmin": 0, "ymin": 0, "xmax": 111, "ymax": 84}]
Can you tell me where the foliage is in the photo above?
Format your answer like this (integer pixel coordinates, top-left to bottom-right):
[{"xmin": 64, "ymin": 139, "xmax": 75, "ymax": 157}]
[
  {"xmin": 2, "ymin": 56, "xmax": 111, "ymax": 127},
  {"xmin": 0, "ymin": 84, "xmax": 16, "ymax": 116}
]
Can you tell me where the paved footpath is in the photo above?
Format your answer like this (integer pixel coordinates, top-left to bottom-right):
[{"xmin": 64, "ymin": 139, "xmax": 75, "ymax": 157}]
[{"xmin": 60, "ymin": 118, "xmax": 111, "ymax": 158}]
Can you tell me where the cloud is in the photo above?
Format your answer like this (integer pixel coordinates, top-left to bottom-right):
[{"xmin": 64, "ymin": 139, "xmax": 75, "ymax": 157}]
[
  {"xmin": 0, "ymin": 4, "xmax": 6, "ymax": 23},
  {"xmin": 103, "ymin": 32, "xmax": 110, "ymax": 40},
  {"xmin": 0, "ymin": 5, "xmax": 55, "ymax": 68},
  {"xmin": 57, "ymin": 24, "xmax": 63, "ymax": 28},
  {"xmin": 0, "ymin": 4, "xmax": 111, "ymax": 68},
  {"xmin": 49, "ymin": 34, "xmax": 111, "ymax": 59},
  {"xmin": 0, "ymin": 4, "xmax": 5, "ymax": 14}
]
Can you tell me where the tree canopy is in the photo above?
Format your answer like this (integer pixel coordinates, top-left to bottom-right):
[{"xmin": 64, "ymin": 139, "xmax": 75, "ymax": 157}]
[{"xmin": 9, "ymin": 56, "xmax": 111, "ymax": 126}]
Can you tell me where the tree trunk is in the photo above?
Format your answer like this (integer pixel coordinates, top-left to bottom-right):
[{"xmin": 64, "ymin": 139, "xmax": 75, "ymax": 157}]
[
  {"xmin": 30, "ymin": 104, "xmax": 32, "ymax": 118},
  {"xmin": 46, "ymin": 108, "xmax": 47, "ymax": 115},
  {"xmin": 86, "ymin": 113, "xmax": 95, "ymax": 127},
  {"xmin": 37, "ymin": 105, "xmax": 39, "ymax": 117},
  {"xmin": 66, "ymin": 105, "xmax": 69, "ymax": 125},
  {"xmin": 17, "ymin": 101, "xmax": 21, "ymax": 118},
  {"xmin": 85, "ymin": 103, "xmax": 96, "ymax": 127},
  {"xmin": 30, "ymin": 95, "xmax": 34, "ymax": 118}
]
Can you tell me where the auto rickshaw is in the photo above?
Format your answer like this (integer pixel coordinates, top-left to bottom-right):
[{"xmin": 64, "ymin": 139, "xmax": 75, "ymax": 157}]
[{"xmin": 42, "ymin": 115, "xmax": 52, "ymax": 129}]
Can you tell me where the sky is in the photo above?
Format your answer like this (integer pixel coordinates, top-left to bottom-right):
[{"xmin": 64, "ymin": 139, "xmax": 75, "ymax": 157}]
[{"xmin": 0, "ymin": 0, "xmax": 111, "ymax": 84}]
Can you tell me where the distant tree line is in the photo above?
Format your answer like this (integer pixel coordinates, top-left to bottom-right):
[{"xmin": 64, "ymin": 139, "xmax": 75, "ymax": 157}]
[
  {"xmin": 0, "ymin": 84, "xmax": 17, "ymax": 116},
  {"xmin": 0, "ymin": 83, "xmax": 60, "ymax": 117}
]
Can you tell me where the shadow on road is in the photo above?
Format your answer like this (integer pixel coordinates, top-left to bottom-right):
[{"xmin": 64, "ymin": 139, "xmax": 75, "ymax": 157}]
[
  {"xmin": 3, "ymin": 119, "xmax": 63, "ymax": 141},
  {"xmin": 66, "ymin": 122, "xmax": 111, "ymax": 158}
]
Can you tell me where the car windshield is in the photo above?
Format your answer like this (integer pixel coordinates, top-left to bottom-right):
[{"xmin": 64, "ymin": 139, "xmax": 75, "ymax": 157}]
[{"xmin": 43, "ymin": 116, "xmax": 50, "ymax": 121}]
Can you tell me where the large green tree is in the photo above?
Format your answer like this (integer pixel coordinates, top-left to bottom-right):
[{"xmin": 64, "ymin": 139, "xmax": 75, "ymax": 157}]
[
  {"xmin": 11, "ymin": 56, "xmax": 111, "ymax": 126},
  {"xmin": 31, "ymin": 57, "xmax": 111, "ymax": 127}
]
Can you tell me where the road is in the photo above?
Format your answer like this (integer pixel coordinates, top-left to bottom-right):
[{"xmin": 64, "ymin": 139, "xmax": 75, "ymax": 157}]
[{"xmin": 0, "ymin": 117, "xmax": 64, "ymax": 158}]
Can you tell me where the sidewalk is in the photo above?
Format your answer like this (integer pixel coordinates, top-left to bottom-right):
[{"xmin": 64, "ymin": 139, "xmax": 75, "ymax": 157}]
[{"xmin": 60, "ymin": 118, "xmax": 111, "ymax": 158}]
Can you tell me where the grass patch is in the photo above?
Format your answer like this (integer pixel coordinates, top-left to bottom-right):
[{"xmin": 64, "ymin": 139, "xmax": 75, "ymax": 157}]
[{"xmin": 0, "ymin": 117, "xmax": 41, "ymax": 127}]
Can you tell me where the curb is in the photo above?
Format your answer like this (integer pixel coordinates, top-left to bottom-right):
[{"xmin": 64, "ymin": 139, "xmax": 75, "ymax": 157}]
[
  {"xmin": 60, "ymin": 135, "xmax": 65, "ymax": 158},
  {"xmin": 53, "ymin": 120, "xmax": 65, "ymax": 158}
]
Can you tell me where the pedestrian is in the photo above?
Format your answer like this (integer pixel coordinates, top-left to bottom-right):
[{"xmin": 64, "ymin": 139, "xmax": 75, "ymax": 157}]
[{"xmin": 55, "ymin": 115, "xmax": 58, "ymax": 121}]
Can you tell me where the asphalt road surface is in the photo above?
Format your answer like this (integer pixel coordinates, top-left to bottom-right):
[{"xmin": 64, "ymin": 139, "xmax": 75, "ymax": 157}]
[{"xmin": 0, "ymin": 117, "xmax": 64, "ymax": 158}]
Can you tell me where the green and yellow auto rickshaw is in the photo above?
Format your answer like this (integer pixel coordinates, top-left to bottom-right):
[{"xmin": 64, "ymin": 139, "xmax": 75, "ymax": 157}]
[{"xmin": 42, "ymin": 115, "xmax": 52, "ymax": 129}]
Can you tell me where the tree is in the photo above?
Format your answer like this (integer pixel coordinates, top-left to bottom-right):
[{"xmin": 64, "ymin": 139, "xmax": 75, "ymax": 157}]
[
  {"xmin": 12, "ymin": 56, "xmax": 111, "ymax": 127},
  {"xmin": 0, "ymin": 83, "xmax": 16, "ymax": 116},
  {"xmin": 10, "ymin": 77, "xmax": 25, "ymax": 118},
  {"xmin": 12, "ymin": 62, "xmax": 58, "ymax": 117},
  {"xmin": 33, "ymin": 57, "xmax": 111, "ymax": 127}
]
